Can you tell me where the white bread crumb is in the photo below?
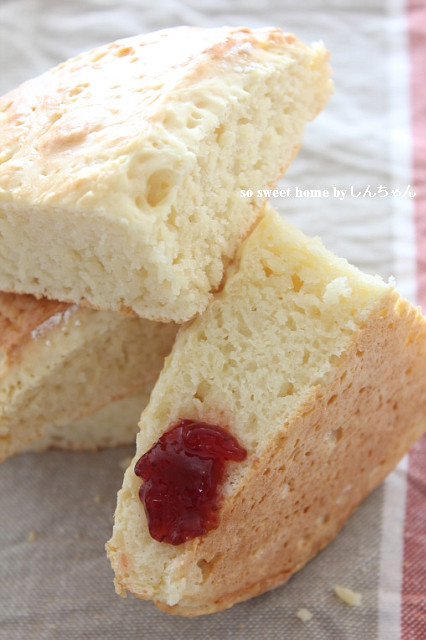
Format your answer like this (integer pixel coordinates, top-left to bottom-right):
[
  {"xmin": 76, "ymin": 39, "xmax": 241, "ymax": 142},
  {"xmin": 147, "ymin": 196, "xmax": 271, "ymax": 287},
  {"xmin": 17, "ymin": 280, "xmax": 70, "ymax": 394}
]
[
  {"xmin": 27, "ymin": 531, "xmax": 37, "ymax": 542},
  {"xmin": 297, "ymin": 608, "xmax": 313, "ymax": 622},
  {"xmin": 334, "ymin": 585, "xmax": 362, "ymax": 606}
]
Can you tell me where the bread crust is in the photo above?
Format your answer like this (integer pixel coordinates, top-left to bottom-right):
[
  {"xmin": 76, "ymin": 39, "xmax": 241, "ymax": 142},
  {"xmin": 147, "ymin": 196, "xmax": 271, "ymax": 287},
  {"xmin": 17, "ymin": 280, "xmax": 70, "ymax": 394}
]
[
  {"xmin": 0, "ymin": 292, "xmax": 71, "ymax": 363},
  {"xmin": 0, "ymin": 27, "xmax": 311, "ymax": 191}
]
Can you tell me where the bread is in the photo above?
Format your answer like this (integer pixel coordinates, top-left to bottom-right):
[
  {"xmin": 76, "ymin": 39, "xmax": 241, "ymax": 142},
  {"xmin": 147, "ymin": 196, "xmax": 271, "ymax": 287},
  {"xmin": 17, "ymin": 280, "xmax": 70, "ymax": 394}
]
[
  {"xmin": 107, "ymin": 207, "xmax": 426, "ymax": 616},
  {"xmin": 0, "ymin": 27, "xmax": 332, "ymax": 322},
  {"xmin": 0, "ymin": 292, "xmax": 177, "ymax": 461},
  {"xmin": 28, "ymin": 388, "xmax": 151, "ymax": 452}
]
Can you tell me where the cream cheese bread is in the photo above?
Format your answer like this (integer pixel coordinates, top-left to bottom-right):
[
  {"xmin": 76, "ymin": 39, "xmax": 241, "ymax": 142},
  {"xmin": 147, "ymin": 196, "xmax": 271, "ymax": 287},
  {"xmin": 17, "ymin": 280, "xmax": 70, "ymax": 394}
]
[
  {"xmin": 0, "ymin": 27, "xmax": 332, "ymax": 322},
  {"xmin": 0, "ymin": 293, "xmax": 177, "ymax": 461},
  {"xmin": 107, "ymin": 207, "xmax": 426, "ymax": 616}
]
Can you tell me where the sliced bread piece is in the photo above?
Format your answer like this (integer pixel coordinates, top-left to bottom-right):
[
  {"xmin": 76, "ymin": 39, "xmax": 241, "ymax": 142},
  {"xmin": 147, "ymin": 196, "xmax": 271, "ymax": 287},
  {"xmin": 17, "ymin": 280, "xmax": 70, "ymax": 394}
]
[
  {"xmin": 0, "ymin": 293, "xmax": 177, "ymax": 461},
  {"xmin": 107, "ymin": 207, "xmax": 426, "ymax": 616},
  {"xmin": 0, "ymin": 27, "xmax": 332, "ymax": 322}
]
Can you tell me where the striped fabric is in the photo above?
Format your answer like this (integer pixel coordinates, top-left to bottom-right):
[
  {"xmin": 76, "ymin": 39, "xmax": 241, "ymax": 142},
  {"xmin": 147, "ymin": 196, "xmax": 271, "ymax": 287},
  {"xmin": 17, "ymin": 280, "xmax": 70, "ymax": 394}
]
[{"xmin": 0, "ymin": 1, "xmax": 424, "ymax": 638}]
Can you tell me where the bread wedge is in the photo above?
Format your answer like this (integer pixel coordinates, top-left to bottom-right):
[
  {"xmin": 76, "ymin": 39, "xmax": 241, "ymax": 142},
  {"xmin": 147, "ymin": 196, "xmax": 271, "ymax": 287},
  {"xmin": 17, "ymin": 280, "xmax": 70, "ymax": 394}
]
[
  {"xmin": 0, "ymin": 293, "xmax": 177, "ymax": 461},
  {"xmin": 107, "ymin": 207, "xmax": 426, "ymax": 616},
  {"xmin": 0, "ymin": 27, "xmax": 332, "ymax": 322}
]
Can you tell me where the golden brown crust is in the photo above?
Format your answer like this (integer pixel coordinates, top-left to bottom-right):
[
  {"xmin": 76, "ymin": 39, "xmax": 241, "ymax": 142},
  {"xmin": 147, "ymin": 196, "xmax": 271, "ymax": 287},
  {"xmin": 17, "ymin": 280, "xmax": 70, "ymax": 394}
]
[
  {"xmin": 0, "ymin": 26, "xmax": 309, "ymax": 202},
  {"xmin": 0, "ymin": 292, "xmax": 70, "ymax": 362},
  {"xmin": 121, "ymin": 292, "xmax": 426, "ymax": 617}
]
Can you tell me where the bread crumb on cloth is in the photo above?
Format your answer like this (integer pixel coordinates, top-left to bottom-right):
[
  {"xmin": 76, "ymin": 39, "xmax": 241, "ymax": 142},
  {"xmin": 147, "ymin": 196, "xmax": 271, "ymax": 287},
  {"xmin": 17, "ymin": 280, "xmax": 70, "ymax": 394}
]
[
  {"xmin": 296, "ymin": 608, "xmax": 313, "ymax": 622},
  {"xmin": 334, "ymin": 585, "xmax": 362, "ymax": 606}
]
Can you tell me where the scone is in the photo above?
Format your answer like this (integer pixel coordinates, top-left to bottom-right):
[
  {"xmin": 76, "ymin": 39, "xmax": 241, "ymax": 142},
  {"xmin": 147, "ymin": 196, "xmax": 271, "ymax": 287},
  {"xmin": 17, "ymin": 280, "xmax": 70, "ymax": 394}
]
[
  {"xmin": 0, "ymin": 27, "xmax": 332, "ymax": 322},
  {"xmin": 0, "ymin": 293, "xmax": 177, "ymax": 461},
  {"xmin": 107, "ymin": 207, "xmax": 426, "ymax": 616}
]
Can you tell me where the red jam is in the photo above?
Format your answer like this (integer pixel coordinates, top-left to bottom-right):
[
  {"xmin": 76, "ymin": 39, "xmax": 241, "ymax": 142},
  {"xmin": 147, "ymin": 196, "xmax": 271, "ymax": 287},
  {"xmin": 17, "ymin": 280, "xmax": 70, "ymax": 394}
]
[{"xmin": 134, "ymin": 419, "xmax": 247, "ymax": 545}]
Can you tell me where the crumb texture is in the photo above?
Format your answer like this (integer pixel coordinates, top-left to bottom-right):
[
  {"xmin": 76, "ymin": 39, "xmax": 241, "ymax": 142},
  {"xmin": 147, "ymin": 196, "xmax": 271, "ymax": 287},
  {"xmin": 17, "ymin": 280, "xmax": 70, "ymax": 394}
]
[
  {"xmin": 0, "ymin": 27, "xmax": 332, "ymax": 321},
  {"xmin": 0, "ymin": 294, "xmax": 177, "ymax": 461},
  {"xmin": 29, "ymin": 388, "xmax": 151, "ymax": 453}
]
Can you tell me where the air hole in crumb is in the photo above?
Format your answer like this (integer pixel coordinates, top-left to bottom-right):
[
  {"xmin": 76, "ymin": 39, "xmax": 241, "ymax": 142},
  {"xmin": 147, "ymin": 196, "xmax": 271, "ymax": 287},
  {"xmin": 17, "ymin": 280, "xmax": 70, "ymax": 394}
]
[
  {"xmin": 334, "ymin": 427, "xmax": 343, "ymax": 442},
  {"xmin": 405, "ymin": 333, "xmax": 415, "ymax": 347},
  {"xmin": 197, "ymin": 553, "xmax": 222, "ymax": 584},
  {"xmin": 195, "ymin": 99, "xmax": 208, "ymax": 110},
  {"xmin": 278, "ymin": 382, "xmax": 294, "ymax": 398},
  {"xmin": 215, "ymin": 124, "xmax": 225, "ymax": 142},
  {"xmin": 68, "ymin": 83, "xmax": 89, "ymax": 97},
  {"xmin": 325, "ymin": 427, "xmax": 343, "ymax": 445},
  {"xmin": 327, "ymin": 394, "xmax": 338, "ymax": 406},
  {"xmin": 356, "ymin": 348, "xmax": 364, "ymax": 357},
  {"xmin": 186, "ymin": 111, "xmax": 203, "ymax": 129},
  {"xmin": 291, "ymin": 274, "xmax": 304, "ymax": 292},
  {"xmin": 116, "ymin": 46, "xmax": 134, "ymax": 57},
  {"xmin": 146, "ymin": 169, "xmax": 175, "ymax": 207},
  {"xmin": 261, "ymin": 260, "xmax": 273, "ymax": 278},
  {"xmin": 193, "ymin": 381, "xmax": 211, "ymax": 402},
  {"xmin": 50, "ymin": 112, "xmax": 63, "ymax": 125},
  {"xmin": 167, "ymin": 205, "xmax": 179, "ymax": 229}
]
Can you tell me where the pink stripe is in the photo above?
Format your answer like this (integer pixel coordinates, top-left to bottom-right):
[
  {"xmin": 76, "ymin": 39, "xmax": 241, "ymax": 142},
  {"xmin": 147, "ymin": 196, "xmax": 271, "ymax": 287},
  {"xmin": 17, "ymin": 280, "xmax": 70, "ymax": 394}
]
[
  {"xmin": 410, "ymin": 0, "xmax": 426, "ymax": 313},
  {"xmin": 401, "ymin": 0, "xmax": 426, "ymax": 638}
]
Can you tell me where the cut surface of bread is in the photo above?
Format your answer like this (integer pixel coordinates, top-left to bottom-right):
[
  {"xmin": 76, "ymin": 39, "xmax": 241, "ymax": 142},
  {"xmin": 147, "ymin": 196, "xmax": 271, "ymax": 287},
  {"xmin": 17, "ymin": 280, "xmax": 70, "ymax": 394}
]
[
  {"xmin": 0, "ymin": 293, "xmax": 177, "ymax": 462},
  {"xmin": 28, "ymin": 387, "xmax": 151, "ymax": 453},
  {"xmin": 0, "ymin": 27, "xmax": 332, "ymax": 322},
  {"xmin": 107, "ymin": 207, "xmax": 426, "ymax": 616}
]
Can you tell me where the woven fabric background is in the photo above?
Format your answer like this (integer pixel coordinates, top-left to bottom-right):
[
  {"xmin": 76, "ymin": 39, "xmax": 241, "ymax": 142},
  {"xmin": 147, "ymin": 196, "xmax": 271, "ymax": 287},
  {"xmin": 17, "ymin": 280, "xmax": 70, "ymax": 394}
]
[{"xmin": 0, "ymin": 1, "xmax": 424, "ymax": 638}]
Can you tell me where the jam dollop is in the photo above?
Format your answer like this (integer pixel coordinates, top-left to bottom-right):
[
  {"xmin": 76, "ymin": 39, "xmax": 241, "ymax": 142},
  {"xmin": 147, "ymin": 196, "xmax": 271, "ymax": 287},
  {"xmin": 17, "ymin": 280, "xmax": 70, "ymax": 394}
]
[{"xmin": 134, "ymin": 419, "xmax": 247, "ymax": 545}]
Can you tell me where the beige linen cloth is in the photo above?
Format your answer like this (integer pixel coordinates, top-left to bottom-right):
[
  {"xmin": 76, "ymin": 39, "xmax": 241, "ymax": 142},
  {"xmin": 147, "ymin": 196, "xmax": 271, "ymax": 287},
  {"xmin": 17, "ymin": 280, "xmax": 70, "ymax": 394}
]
[{"xmin": 0, "ymin": 0, "xmax": 424, "ymax": 638}]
